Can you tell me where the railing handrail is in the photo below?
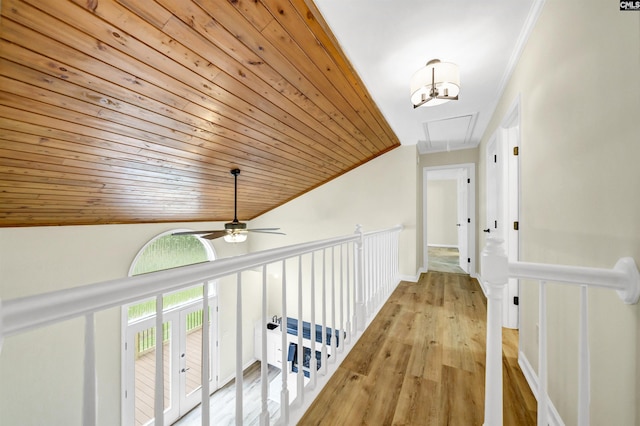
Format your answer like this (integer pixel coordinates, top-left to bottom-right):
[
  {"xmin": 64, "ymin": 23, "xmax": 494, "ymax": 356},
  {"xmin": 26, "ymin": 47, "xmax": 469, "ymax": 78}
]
[
  {"xmin": 1, "ymin": 225, "xmax": 402, "ymax": 341},
  {"xmin": 509, "ymin": 259, "xmax": 632, "ymax": 292},
  {"xmin": 481, "ymin": 237, "xmax": 640, "ymax": 426}
]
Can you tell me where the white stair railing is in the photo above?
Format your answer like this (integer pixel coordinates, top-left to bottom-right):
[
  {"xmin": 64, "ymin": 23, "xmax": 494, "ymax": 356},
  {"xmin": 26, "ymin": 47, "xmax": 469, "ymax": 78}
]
[
  {"xmin": 0, "ymin": 224, "xmax": 402, "ymax": 426},
  {"xmin": 481, "ymin": 237, "xmax": 640, "ymax": 426}
]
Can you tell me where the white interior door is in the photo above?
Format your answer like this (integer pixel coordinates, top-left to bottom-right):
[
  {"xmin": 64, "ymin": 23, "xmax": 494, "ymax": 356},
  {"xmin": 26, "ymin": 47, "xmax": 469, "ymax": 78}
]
[
  {"xmin": 485, "ymin": 137, "xmax": 502, "ymax": 237},
  {"xmin": 504, "ymin": 125, "xmax": 520, "ymax": 329},
  {"xmin": 457, "ymin": 170, "xmax": 469, "ymax": 273},
  {"xmin": 486, "ymin": 121, "xmax": 520, "ymax": 329}
]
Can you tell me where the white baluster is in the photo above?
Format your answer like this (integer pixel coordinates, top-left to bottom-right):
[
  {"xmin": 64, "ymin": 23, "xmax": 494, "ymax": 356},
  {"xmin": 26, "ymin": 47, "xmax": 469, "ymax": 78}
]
[
  {"xmin": 280, "ymin": 261, "xmax": 290, "ymax": 424},
  {"xmin": 321, "ymin": 249, "xmax": 328, "ymax": 374},
  {"xmin": 236, "ymin": 272, "xmax": 243, "ymax": 426},
  {"xmin": 338, "ymin": 244, "xmax": 344, "ymax": 353},
  {"xmin": 481, "ymin": 238, "xmax": 508, "ymax": 426},
  {"xmin": 578, "ymin": 285, "xmax": 590, "ymax": 426},
  {"xmin": 260, "ymin": 266, "xmax": 269, "ymax": 426},
  {"xmin": 538, "ymin": 281, "xmax": 548, "ymax": 426},
  {"xmin": 345, "ymin": 243, "xmax": 352, "ymax": 344},
  {"xmin": 309, "ymin": 253, "xmax": 317, "ymax": 388},
  {"xmin": 297, "ymin": 256, "xmax": 304, "ymax": 404},
  {"xmin": 202, "ymin": 283, "xmax": 210, "ymax": 426},
  {"xmin": 330, "ymin": 246, "xmax": 337, "ymax": 362},
  {"xmin": 354, "ymin": 225, "xmax": 365, "ymax": 331},
  {"xmin": 154, "ymin": 294, "xmax": 164, "ymax": 425},
  {"xmin": 82, "ymin": 313, "xmax": 96, "ymax": 426}
]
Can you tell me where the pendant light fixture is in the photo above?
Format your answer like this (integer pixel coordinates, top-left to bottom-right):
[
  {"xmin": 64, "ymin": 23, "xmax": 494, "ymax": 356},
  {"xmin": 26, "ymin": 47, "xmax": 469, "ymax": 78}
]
[{"xmin": 410, "ymin": 59, "xmax": 460, "ymax": 108}]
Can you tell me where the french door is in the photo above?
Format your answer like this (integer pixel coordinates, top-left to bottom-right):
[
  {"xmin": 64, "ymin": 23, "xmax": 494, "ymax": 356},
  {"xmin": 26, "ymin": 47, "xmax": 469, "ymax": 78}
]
[{"xmin": 124, "ymin": 297, "xmax": 217, "ymax": 426}]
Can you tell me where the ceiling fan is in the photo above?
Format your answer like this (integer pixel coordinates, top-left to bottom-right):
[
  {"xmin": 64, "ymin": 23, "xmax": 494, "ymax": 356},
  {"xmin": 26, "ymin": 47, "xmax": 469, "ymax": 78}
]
[{"xmin": 173, "ymin": 168, "xmax": 284, "ymax": 243}]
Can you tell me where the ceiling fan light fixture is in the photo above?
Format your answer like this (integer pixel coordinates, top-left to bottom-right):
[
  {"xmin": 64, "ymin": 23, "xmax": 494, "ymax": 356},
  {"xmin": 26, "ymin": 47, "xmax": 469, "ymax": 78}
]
[
  {"xmin": 171, "ymin": 168, "xmax": 283, "ymax": 242},
  {"xmin": 410, "ymin": 59, "xmax": 460, "ymax": 108},
  {"xmin": 223, "ymin": 232, "xmax": 248, "ymax": 243}
]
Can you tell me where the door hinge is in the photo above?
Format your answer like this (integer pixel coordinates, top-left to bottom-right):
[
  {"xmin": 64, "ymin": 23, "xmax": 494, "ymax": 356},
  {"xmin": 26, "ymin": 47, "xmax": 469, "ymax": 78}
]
[
  {"xmin": 513, "ymin": 221, "xmax": 519, "ymax": 230},
  {"xmin": 125, "ymin": 390, "xmax": 128, "ymax": 399},
  {"xmin": 467, "ymin": 178, "xmax": 471, "ymax": 184},
  {"xmin": 513, "ymin": 146, "xmax": 519, "ymax": 156},
  {"xmin": 494, "ymin": 220, "xmax": 498, "ymax": 229},
  {"xmin": 494, "ymin": 154, "xmax": 497, "ymax": 163},
  {"xmin": 514, "ymin": 296, "xmax": 519, "ymax": 306},
  {"xmin": 467, "ymin": 258, "xmax": 471, "ymax": 263}
]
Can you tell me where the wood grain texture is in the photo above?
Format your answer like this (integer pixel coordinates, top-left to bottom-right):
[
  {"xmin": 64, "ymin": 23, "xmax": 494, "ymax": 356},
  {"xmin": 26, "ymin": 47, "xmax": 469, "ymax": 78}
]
[
  {"xmin": 0, "ymin": 0, "xmax": 400, "ymax": 227},
  {"xmin": 300, "ymin": 272, "xmax": 537, "ymax": 425}
]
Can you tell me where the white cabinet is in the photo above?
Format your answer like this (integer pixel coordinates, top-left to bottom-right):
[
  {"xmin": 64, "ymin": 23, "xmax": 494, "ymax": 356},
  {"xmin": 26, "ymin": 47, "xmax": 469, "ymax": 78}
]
[{"xmin": 254, "ymin": 322, "xmax": 283, "ymax": 368}]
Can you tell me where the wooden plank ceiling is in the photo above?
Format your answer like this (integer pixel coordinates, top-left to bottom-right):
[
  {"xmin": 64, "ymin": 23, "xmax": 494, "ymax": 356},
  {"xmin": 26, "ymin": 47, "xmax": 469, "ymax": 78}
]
[{"xmin": 0, "ymin": 0, "xmax": 400, "ymax": 227}]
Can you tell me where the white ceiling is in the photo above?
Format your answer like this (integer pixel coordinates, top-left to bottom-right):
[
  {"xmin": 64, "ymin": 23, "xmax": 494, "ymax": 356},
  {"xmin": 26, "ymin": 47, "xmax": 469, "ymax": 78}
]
[{"xmin": 314, "ymin": 0, "xmax": 542, "ymax": 154}]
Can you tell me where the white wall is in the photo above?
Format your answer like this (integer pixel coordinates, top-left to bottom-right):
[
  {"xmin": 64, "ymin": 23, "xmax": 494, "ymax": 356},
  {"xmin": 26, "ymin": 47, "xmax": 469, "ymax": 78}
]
[
  {"xmin": 426, "ymin": 179, "xmax": 458, "ymax": 247},
  {"xmin": 250, "ymin": 145, "xmax": 418, "ymax": 280},
  {"xmin": 0, "ymin": 222, "xmax": 252, "ymax": 425},
  {"xmin": 478, "ymin": 2, "xmax": 640, "ymax": 424}
]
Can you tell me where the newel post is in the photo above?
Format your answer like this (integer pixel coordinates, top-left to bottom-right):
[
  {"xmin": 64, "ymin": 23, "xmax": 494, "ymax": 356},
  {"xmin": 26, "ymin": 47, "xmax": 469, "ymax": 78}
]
[
  {"xmin": 354, "ymin": 225, "xmax": 366, "ymax": 331},
  {"xmin": 482, "ymin": 237, "xmax": 509, "ymax": 426}
]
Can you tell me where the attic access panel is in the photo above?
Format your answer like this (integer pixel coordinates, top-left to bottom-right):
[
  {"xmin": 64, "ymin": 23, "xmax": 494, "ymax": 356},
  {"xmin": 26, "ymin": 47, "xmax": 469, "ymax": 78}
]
[{"xmin": 418, "ymin": 114, "xmax": 477, "ymax": 154}]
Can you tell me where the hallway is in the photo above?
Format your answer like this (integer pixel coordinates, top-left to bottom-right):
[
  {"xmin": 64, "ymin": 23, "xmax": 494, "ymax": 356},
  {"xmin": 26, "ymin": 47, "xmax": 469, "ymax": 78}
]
[{"xmin": 300, "ymin": 271, "xmax": 536, "ymax": 425}]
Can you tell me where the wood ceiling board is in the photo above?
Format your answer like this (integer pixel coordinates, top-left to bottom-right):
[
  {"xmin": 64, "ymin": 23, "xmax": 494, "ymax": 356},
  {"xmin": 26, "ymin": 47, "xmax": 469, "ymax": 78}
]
[{"xmin": 0, "ymin": 0, "xmax": 400, "ymax": 227}]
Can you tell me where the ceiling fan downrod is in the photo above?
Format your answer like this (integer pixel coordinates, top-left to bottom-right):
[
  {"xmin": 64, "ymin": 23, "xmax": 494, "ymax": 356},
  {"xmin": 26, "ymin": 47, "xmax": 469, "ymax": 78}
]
[{"xmin": 230, "ymin": 168, "xmax": 241, "ymax": 224}]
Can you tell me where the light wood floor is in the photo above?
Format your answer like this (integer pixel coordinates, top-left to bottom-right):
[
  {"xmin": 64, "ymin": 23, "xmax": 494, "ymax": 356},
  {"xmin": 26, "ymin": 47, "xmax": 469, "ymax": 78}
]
[{"xmin": 299, "ymin": 271, "xmax": 537, "ymax": 425}]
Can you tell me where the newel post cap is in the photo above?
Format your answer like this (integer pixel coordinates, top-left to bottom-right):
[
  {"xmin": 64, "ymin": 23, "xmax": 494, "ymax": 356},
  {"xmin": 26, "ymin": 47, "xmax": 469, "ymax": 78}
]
[{"xmin": 481, "ymin": 237, "xmax": 509, "ymax": 286}]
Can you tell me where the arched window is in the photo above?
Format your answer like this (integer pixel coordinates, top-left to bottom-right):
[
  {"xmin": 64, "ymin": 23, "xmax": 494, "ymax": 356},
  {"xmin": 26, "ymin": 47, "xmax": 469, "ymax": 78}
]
[{"xmin": 127, "ymin": 231, "xmax": 216, "ymax": 322}]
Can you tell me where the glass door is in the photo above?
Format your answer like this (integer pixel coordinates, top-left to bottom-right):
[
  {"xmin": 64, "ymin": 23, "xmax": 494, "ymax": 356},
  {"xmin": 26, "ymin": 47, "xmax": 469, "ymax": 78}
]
[
  {"xmin": 125, "ymin": 316, "xmax": 179, "ymax": 426},
  {"xmin": 124, "ymin": 296, "xmax": 217, "ymax": 426},
  {"xmin": 178, "ymin": 304, "xmax": 214, "ymax": 415}
]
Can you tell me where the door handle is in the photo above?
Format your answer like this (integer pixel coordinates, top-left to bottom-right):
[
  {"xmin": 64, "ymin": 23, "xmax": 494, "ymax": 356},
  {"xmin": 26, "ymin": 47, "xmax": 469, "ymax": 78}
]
[
  {"xmin": 456, "ymin": 224, "xmax": 461, "ymax": 227},
  {"xmin": 483, "ymin": 228, "xmax": 491, "ymax": 233},
  {"xmin": 181, "ymin": 368, "xmax": 190, "ymax": 373}
]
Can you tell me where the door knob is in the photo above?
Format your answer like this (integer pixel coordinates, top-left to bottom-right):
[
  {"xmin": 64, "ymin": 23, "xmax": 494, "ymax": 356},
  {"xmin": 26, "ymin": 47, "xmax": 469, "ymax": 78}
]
[{"xmin": 483, "ymin": 228, "xmax": 491, "ymax": 233}]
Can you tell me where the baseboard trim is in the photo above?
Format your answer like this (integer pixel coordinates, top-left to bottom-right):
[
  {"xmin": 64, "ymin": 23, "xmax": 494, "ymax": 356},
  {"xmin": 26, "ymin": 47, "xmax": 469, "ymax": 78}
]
[
  {"xmin": 475, "ymin": 273, "xmax": 488, "ymax": 297},
  {"xmin": 518, "ymin": 350, "xmax": 565, "ymax": 426},
  {"xmin": 219, "ymin": 359, "xmax": 259, "ymax": 391},
  {"xmin": 400, "ymin": 268, "xmax": 426, "ymax": 283}
]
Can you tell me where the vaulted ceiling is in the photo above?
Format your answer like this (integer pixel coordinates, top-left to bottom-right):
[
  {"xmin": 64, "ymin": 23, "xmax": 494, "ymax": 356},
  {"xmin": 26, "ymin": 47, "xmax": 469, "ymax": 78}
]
[{"xmin": 0, "ymin": 0, "xmax": 399, "ymax": 227}]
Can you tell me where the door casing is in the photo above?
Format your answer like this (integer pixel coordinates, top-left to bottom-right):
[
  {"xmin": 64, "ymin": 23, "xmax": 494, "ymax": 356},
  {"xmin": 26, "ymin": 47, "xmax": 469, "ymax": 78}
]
[{"xmin": 423, "ymin": 163, "xmax": 476, "ymax": 276}]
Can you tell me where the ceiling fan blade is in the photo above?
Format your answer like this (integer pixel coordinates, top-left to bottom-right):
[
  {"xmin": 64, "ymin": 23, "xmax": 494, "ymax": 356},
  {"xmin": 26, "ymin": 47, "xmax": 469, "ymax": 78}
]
[
  {"xmin": 172, "ymin": 230, "xmax": 220, "ymax": 236},
  {"xmin": 200, "ymin": 230, "xmax": 230, "ymax": 240},
  {"xmin": 246, "ymin": 229, "xmax": 286, "ymax": 235}
]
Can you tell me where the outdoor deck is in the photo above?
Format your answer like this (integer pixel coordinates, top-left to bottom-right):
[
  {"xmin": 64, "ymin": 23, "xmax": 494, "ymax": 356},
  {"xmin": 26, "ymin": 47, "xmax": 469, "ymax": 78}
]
[{"xmin": 134, "ymin": 326, "xmax": 202, "ymax": 425}]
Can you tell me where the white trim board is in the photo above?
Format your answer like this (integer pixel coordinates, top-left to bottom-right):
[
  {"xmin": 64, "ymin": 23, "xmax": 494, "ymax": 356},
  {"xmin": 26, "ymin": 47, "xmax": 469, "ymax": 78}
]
[
  {"xmin": 518, "ymin": 350, "xmax": 565, "ymax": 426},
  {"xmin": 423, "ymin": 163, "xmax": 476, "ymax": 276}
]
